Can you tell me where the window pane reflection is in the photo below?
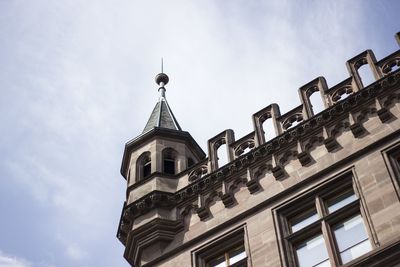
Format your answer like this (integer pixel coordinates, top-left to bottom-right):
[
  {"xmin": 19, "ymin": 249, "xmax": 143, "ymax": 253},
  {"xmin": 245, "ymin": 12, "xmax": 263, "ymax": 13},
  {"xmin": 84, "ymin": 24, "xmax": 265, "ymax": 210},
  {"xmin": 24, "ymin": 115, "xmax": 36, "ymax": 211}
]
[
  {"xmin": 291, "ymin": 209, "xmax": 319, "ymax": 233},
  {"xmin": 229, "ymin": 246, "xmax": 246, "ymax": 265},
  {"xmin": 333, "ymin": 214, "xmax": 371, "ymax": 264},
  {"xmin": 207, "ymin": 254, "xmax": 225, "ymax": 267},
  {"xmin": 327, "ymin": 191, "xmax": 357, "ymax": 213},
  {"xmin": 206, "ymin": 244, "xmax": 246, "ymax": 267},
  {"xmin": 296, "ymin": 234, "xmax": 330, "ymax": 267}
]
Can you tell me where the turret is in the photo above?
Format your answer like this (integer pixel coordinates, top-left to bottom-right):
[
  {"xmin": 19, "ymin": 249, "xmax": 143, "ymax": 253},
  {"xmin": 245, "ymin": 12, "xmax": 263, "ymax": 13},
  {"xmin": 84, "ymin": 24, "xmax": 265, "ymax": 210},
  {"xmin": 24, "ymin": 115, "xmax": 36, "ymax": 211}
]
[{"xmin": 117, "ymin": 71, "xmax": 205, "ymax": 266}]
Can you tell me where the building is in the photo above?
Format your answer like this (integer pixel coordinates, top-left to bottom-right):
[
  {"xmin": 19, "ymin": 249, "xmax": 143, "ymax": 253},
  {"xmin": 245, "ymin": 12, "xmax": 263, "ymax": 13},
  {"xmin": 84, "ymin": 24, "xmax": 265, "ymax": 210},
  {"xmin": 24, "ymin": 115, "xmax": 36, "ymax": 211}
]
[{"xmin": 117, "ymin": 32, "xmax": 400, "ymax": 267}]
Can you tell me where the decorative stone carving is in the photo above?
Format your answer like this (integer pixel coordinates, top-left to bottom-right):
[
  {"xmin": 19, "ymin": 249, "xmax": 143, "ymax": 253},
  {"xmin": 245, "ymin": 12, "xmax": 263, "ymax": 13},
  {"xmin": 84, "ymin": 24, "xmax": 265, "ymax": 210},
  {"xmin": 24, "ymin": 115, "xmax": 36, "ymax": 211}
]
[
  {"xmin": 346, "ymin": 50, "xmax": 383, "ymax": 90},
  {"xmin": 188, "ymin": 164, "xmax": 208, "ymax": 182},
  {"xmin": 278, "ymin": 105, "xmax": 304, "ymax": 132},
  {"xmin": 271, "ymin": 154, "xmax": 285, "ymax": 179},
  {"xmin": 375, "ymin": 98, "xmax": 393, "ymax": 123},
  {"xmin": 252, "ymin": 104, "xmax": 281, "ymax": 145},
  {"xmin": 231, "ymin": 132, "xmax": 256, "ymax": 158},
  {"xmin": 246, "ymin": 168, "xmax": 262, "ymax": 194},
  {"xmin": 207, "ymin": 130, "xmax": 235, "ymax": 171},
  {"xmin": 322, "ymin": 126, "xmax": 340, "ymax": 152},
  {"xmin": 297, "ymin": 141, "xmax": 312, "ymax": 166},
  {"xmin": 298, "ymin": 77, "xmax": 331, "ymax": 119},
  {"xmin": 349, "ymin": 112, "xmax": 366, "ymax": 138}
]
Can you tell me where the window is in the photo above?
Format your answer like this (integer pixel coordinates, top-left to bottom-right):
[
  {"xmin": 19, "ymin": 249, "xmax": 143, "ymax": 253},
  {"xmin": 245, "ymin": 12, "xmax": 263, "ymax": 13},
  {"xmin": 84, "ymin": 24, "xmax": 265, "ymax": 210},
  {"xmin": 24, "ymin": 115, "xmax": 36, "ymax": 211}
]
[
  {"xmin": 162, "ymin": 148, "xmax": 178, "ymax": 175},
  {"xmin": 193, "ymin": 227, "xmax": 248, "ymax": 267},
  {"xmin": 278, "ymin": 175, "xmax": 373, "ymax": 267},
  {"xmin": 143, "ymin": 158, "xmax": 151, "ymax": 178},
  {"xmin": 206, "ymin": 244, "xmax": 246, "ymax": 267},
  {"xmin": 164, "ymin": 158, "xmax": 175, "ymax": 174},
  {"xmin": 136, "ymin": 152, "xmax": 151, "ymax": 181},
  {"xmin": 383, "ymin": 143, "xmax": 400, "ymax": 196}
]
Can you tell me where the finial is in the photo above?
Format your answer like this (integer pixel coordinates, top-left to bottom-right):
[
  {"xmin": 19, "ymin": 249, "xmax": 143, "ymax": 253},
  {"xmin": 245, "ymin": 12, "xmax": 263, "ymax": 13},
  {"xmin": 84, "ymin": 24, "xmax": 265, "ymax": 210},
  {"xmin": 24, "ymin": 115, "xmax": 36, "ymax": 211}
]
[{"xmin": 155, "ymin": 58, "xmax": 169, "ymax": 98}]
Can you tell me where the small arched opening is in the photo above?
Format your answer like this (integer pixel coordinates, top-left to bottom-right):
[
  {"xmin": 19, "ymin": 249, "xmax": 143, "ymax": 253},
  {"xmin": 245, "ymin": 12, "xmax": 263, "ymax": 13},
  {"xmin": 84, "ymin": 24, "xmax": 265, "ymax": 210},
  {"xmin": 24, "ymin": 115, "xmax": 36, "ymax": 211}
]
[
  {"xmin": 136, "ymin": 152, "xmax": 152, "ymax": 181},
  {"xmin": 162, "ymin": 148, "xmax": 178, "ymax": 175}
]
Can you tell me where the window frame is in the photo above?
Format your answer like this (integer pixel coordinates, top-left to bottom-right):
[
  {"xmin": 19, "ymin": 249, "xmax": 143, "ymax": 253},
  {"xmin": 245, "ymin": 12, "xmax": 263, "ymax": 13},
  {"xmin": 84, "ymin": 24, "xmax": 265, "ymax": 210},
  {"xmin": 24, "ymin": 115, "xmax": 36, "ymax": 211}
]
[
  {"xmin": 192, "ymin": 226, "xmax": 249, "ymax": 267},
  {"xmin": 382, "ymin": 141, "xmax": 400, "ymax": 201},
  {"xmin": 136, "ymin": 151, "xmax": 152, "ymax": 182},
  {"xmin": 275, "ymin": 169, "xmax": 377, "ymax": 267},
  {"xmin": 162, "ymin": 147, "xmax": 178, "ymax": 175}
]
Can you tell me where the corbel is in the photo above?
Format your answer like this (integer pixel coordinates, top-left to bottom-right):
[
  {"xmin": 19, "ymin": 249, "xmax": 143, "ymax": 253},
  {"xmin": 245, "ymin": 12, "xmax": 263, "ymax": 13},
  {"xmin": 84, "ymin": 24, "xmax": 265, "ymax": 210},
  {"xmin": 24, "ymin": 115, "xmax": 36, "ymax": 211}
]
[
  {"xmin": 375, "ymin": 97, "xmax": 393, "ymax": 123},
  {"xmin": 349, "ymin": 112, "xmax": 365, "ymax": 138},
  {"xmin": 245, "ymin": 167, "xmax": 261, "ymax": 194},
  {"xmin": 322, "ymin": 126, "xmax": 339, "ymax": 152},
  {"xmin": 195, "ymin": 194, "xmax": 211, "ymax": 221},
  {"xmin": 296, "ymin": 140, "xmax": 312, "ymax": 166},
  {"xmin": 271, "ymin": 154, "xmax": 285, "ymax": 179},
  {"xmin": 219, "ymin": 180, "xmax": 235, "ymax": 207}
]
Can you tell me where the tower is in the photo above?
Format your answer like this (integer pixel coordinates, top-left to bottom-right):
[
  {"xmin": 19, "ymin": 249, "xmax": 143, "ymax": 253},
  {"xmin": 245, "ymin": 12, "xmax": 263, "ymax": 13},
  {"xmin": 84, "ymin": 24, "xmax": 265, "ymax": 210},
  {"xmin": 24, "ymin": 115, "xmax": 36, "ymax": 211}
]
[{"xmin": 117, "ymin": 71, "xmax": 206, "ymax": 266}]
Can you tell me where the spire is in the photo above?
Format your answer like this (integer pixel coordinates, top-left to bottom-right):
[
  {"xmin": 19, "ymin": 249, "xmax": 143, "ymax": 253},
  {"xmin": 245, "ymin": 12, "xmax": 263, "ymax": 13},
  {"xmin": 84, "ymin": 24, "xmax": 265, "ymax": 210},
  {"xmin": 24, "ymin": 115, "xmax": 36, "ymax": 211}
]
[{"xmin": 142, "ymin": 68, "xmax": 182, "ymax": 133}]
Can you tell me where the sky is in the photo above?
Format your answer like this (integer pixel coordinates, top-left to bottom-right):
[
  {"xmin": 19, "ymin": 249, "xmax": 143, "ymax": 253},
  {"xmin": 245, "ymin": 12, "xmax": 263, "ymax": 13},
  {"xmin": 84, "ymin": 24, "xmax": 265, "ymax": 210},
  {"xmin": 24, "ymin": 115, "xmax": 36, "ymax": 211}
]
[{"xmin": 0, "ymin": 0, "xmax": 399, "ymax": 266}]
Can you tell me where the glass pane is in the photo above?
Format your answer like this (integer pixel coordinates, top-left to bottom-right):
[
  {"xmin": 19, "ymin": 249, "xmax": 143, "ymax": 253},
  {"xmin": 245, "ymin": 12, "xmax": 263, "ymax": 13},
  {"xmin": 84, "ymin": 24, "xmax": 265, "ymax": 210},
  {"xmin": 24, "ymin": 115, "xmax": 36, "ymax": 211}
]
[
  {"xmin": 333, "ymin": 214, "xmax": 369, "ymax": 252},
  {"xmin": 164, "ymin": 159, "xmax": 175, "ymax": 174},
  {"xmin": 229, "ymin": 245, "xmax": 246, "ymax": 265},
  {"xmin": 333, "ymin": 214, "xmax": 371, "ymax": 263},
  {"xmin": 291, "ymin": 209, "xmax": 319, "ymax": 233},
  {"xmin": 314, "ymin": 259, "xmax": 331, "ymax": 267},
  {"xmin": 207, "ymin": 254, "xmax": 226, "ymax": 267},
  {"xmin": 327, "ymin": 191, "xmax": 357, "ymax": 213},
  {"xmin": 313, "ymin": 259, "xmax": 331, "ymax": 267},
  {"xmin": 340, "ymin": 239, "xmax": 371, "ymax": 264},
  {"xmin": 143, "ymin": 162, "xmax": 151, "ymax": 178},
  {"xmin": 296, "ymin": 234, "xmax": 330, "ymax": 267}
]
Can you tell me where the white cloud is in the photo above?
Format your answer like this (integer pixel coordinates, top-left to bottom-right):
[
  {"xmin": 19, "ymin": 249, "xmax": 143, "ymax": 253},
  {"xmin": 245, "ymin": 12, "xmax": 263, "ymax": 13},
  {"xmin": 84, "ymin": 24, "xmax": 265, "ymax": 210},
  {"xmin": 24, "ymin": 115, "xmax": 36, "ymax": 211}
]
[
  {"xmin": 66, "ymin": 245, "xmax": 87, "ymax": 261},
  {"xmin": 0, "ymin": 251, "xmax": 31, "ymax": 267}
]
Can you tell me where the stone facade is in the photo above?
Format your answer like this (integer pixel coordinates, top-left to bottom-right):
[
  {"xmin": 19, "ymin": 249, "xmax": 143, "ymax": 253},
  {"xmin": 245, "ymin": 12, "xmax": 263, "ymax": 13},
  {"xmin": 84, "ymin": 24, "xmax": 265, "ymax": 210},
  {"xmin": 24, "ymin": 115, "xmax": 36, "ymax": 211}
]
[{"xmin": 117, "ymin": 32, "xmax": 400, "ymax": 267}]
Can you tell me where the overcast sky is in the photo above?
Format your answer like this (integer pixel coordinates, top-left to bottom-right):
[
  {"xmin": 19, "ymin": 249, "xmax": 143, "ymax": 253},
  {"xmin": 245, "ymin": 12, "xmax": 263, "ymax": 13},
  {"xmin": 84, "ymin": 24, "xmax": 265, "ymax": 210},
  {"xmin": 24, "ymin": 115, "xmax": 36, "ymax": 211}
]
[{"xmin": 0, "ymin": 1, "xmax": 399, "ymax": 266}]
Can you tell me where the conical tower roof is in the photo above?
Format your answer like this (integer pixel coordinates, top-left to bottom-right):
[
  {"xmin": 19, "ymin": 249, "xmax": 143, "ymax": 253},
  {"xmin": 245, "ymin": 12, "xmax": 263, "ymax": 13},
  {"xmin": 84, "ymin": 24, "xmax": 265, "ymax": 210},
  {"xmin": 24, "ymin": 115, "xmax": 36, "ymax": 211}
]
[{"xmin": 142, "ymin": 89, "xmax": 182, "ymax": 133}]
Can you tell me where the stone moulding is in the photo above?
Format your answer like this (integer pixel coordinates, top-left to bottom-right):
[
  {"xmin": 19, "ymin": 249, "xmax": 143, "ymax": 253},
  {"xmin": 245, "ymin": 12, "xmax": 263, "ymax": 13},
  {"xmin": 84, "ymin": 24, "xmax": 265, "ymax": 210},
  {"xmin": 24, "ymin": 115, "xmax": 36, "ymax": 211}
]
[
  {"xmin": 117, "ymin": 70, "xmax": 400, "ymax": 245},
  {"xmin": 123, "ymin": 218, "xmax": 184, "ymax": 267}
]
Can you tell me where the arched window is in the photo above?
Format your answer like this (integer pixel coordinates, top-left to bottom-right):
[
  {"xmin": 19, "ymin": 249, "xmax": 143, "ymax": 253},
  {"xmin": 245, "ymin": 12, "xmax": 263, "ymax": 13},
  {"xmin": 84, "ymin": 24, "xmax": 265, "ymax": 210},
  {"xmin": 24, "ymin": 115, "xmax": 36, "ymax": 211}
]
[
  {"xmin": 162, "ymin": 148, "xmax": 178, "ymax": 175},
  {"xmin": 136, "ymin": 152, "xmax": 151, "ymax": 181}
]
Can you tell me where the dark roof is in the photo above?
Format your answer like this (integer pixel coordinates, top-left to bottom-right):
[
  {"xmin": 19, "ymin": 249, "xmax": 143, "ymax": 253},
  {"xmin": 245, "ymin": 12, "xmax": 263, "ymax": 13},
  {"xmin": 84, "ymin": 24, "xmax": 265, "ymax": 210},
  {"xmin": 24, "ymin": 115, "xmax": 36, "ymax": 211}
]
[{"xmin": 142, "ymin": 97, "xmax": 182, "ymax": 133}]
